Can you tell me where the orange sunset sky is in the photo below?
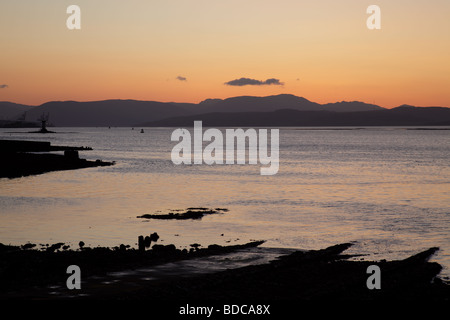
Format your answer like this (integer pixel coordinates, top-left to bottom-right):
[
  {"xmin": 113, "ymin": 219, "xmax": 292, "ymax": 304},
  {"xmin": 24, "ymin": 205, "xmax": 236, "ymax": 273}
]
[{"xmin": 1, "ymin": 0, "xmax": 449, "ymax": 108}]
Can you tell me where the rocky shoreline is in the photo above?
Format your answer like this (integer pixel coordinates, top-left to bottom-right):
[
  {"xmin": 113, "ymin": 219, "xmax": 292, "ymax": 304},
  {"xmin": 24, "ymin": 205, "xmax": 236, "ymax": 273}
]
[
  {"xmin": 0, "ymin": 239, "xmax": 448, "ymax": 301},
  {"xmin": 0, "ymin": 239, "xmax": 265, "ymax": 298},
  {"xmin": 0, "ymin": 139, "xmax": 114, "ymax": 178}
]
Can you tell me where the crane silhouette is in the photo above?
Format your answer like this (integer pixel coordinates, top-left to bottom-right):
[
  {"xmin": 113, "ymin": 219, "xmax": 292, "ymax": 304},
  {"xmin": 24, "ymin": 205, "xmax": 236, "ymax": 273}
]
[{"xmin": 37, "ymin": 112, "xmax": 50, "ymax": 133}]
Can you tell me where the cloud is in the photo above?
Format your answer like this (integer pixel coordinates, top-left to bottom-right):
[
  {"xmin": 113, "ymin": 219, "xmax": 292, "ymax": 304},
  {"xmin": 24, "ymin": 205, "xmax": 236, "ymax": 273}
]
[
  {"xmin": 263, "ymin": 78, "xmax": 283, "ymax": 85},
  {"xmin": 0, "ymin": 84, "xmax": 8, "ymax": 89},
  {"xmin": 224, "ymin": 77, "xmax": 284, "ymax": 86},
  {"xmin": 176, "ymin": 76, "xmax": 187, "ymax": 81}
]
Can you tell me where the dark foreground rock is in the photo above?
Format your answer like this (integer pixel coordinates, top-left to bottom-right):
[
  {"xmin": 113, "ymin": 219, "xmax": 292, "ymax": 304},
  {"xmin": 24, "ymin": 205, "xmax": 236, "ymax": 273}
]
[
  {"xmin": 0, "ymin": 139, "xmax": 114, "ymax": 178},
  {"xmin": 0, "ymin": 240, "xmax": 264, "ymax": 298},
  {"xmin": 120, "ymin": 243, "xmax": 450, "ymax": 301},
  {"xmin": 137, "ymin": 207, "xmax": 228, "ymax": 220},
  {"xmin": 0, "ymin": 241, "xmax": 448, "ymax": 300}
]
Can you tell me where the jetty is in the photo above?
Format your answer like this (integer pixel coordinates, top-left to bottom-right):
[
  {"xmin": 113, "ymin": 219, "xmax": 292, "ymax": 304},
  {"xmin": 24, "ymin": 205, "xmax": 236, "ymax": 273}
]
[{"xmin": 0, "ymin": 139, "xmax": 114, "ymax": 178}]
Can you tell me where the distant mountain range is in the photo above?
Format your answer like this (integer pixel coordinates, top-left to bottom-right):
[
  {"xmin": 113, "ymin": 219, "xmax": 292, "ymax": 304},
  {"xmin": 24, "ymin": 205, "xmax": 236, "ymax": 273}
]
[
  {"xmin": 0, "ymin": 102, "xmax": 35, "ymax": 120},
  {"xmin": 143, "ymin": 106, "xmax": 450, "ymax": 127},
  {"xmin": 194, "ymin": 94, "xmax": 384, "ymax": 113},
  {"xmin": 1, "ymin": 94, "xmax": 449, "ymax": 127},
  {"xmin": 0, "ymin": 100, "xmax": 191, "ymax": 127}
]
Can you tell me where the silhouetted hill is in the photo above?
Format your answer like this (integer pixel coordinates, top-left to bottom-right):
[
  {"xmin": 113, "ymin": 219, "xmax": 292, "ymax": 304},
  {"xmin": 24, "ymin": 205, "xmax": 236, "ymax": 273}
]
[
  {"xmin": 142, "ymin": 106, "xmax": 450, "ymax": 127},
  {"xmin": 194, "ymin": 95, "xmax": 384, "ymax": 113},
  {"xmin": 0, "ymin": 120, "xmax": 40, "ymax": 128},
  {"xmin": 0, "ymin": 102, "xmax": 35, "ymax": 120},
  {"xmin": 199, "ymin": 98, "xmax": 223, "ymax": 106},
  {"xmin": 22, "ymin": 100, "xmax": 193, "ymax": 127},
  {"xmin": 203, "ymin": 94, "xmax": 320, "ymax": 113},
  {"xmin": 321, "ymin": 101, "xmax": 384, "ymax": 112},
  {"xmin": 1, "ymin": 95, "xmax": 448, "ymax": 127}
]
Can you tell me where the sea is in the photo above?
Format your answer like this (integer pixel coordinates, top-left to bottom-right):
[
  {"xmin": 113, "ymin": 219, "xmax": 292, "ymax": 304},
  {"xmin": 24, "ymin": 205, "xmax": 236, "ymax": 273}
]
[{"xmin": 1, "ymin": 126, "xmax": 449, "ymax": 279}]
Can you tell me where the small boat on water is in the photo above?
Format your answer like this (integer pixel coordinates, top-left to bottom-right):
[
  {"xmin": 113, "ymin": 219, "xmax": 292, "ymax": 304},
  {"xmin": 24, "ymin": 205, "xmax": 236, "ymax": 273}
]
[{"xmin": 140, "ymin": 129, "xmax": 144, "ymax": 133}]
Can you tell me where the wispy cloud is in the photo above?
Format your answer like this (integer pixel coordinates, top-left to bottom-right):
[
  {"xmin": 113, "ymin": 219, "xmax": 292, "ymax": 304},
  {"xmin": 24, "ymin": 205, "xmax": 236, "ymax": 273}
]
[
  {"xmin": 0, "ymin": 84, "xmax": 8, "ymax": 89},
  {"xmin": 224, "ymin": 77, "xmax": 284, "ymax": 86},
  {"xmin": 176, "ymin": 76, "xmax": 187, "ymax": 81}
]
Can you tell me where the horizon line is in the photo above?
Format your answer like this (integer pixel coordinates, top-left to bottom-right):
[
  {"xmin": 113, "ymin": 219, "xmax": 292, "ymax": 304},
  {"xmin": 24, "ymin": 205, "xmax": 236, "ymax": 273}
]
[{"xmin": 1, "ymin": 94, "xmax": 449, "ymax": 109}]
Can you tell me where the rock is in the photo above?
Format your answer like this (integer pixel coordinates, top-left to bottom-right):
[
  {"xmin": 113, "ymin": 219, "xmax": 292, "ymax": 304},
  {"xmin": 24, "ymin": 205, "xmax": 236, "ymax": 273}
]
[
  {"xmin": 144, "ymin": 236, "xmax": 151, "ymax": 248},
  {"xmin": 46, "ymin": 242, "xmax": 65, "ymax": 253},
  {"xmin": 150, "ymin": 232, "xmax": 159, "ymax": 242},
  {"xmin": 137, "ymin": 208, "xmax": 227, "ymax": 220},
  {"xmin": 190, "ymin": 243, "xmax": 201, "ymax": 251},
  {"xmin": 64, "ymin": 150, "xmax": 79, "ymax": 160},
  {"xmin": 152, "ymin": 244, "xmax": 177, "ymax": 254},
  {"xmin": 21, "ymin": 243, "xmax": 36, "ymax": 250},
  {"xmin": 138, "ymin": 236, "xmax": 145, "ymax": 252}
]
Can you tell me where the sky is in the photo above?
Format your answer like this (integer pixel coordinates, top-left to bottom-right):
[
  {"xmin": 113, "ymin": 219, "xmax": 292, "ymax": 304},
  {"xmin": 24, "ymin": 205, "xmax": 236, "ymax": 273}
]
[{"xmin": 0, "ymin": 0, "xmax": 449, "ymax": 107}]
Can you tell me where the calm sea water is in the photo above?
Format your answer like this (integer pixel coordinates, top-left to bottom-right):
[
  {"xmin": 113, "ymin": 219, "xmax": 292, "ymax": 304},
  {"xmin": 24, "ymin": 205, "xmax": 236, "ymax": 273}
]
[{"xmin": 1, "ymin": 127, "xmax": 449, "ymax": 277}]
